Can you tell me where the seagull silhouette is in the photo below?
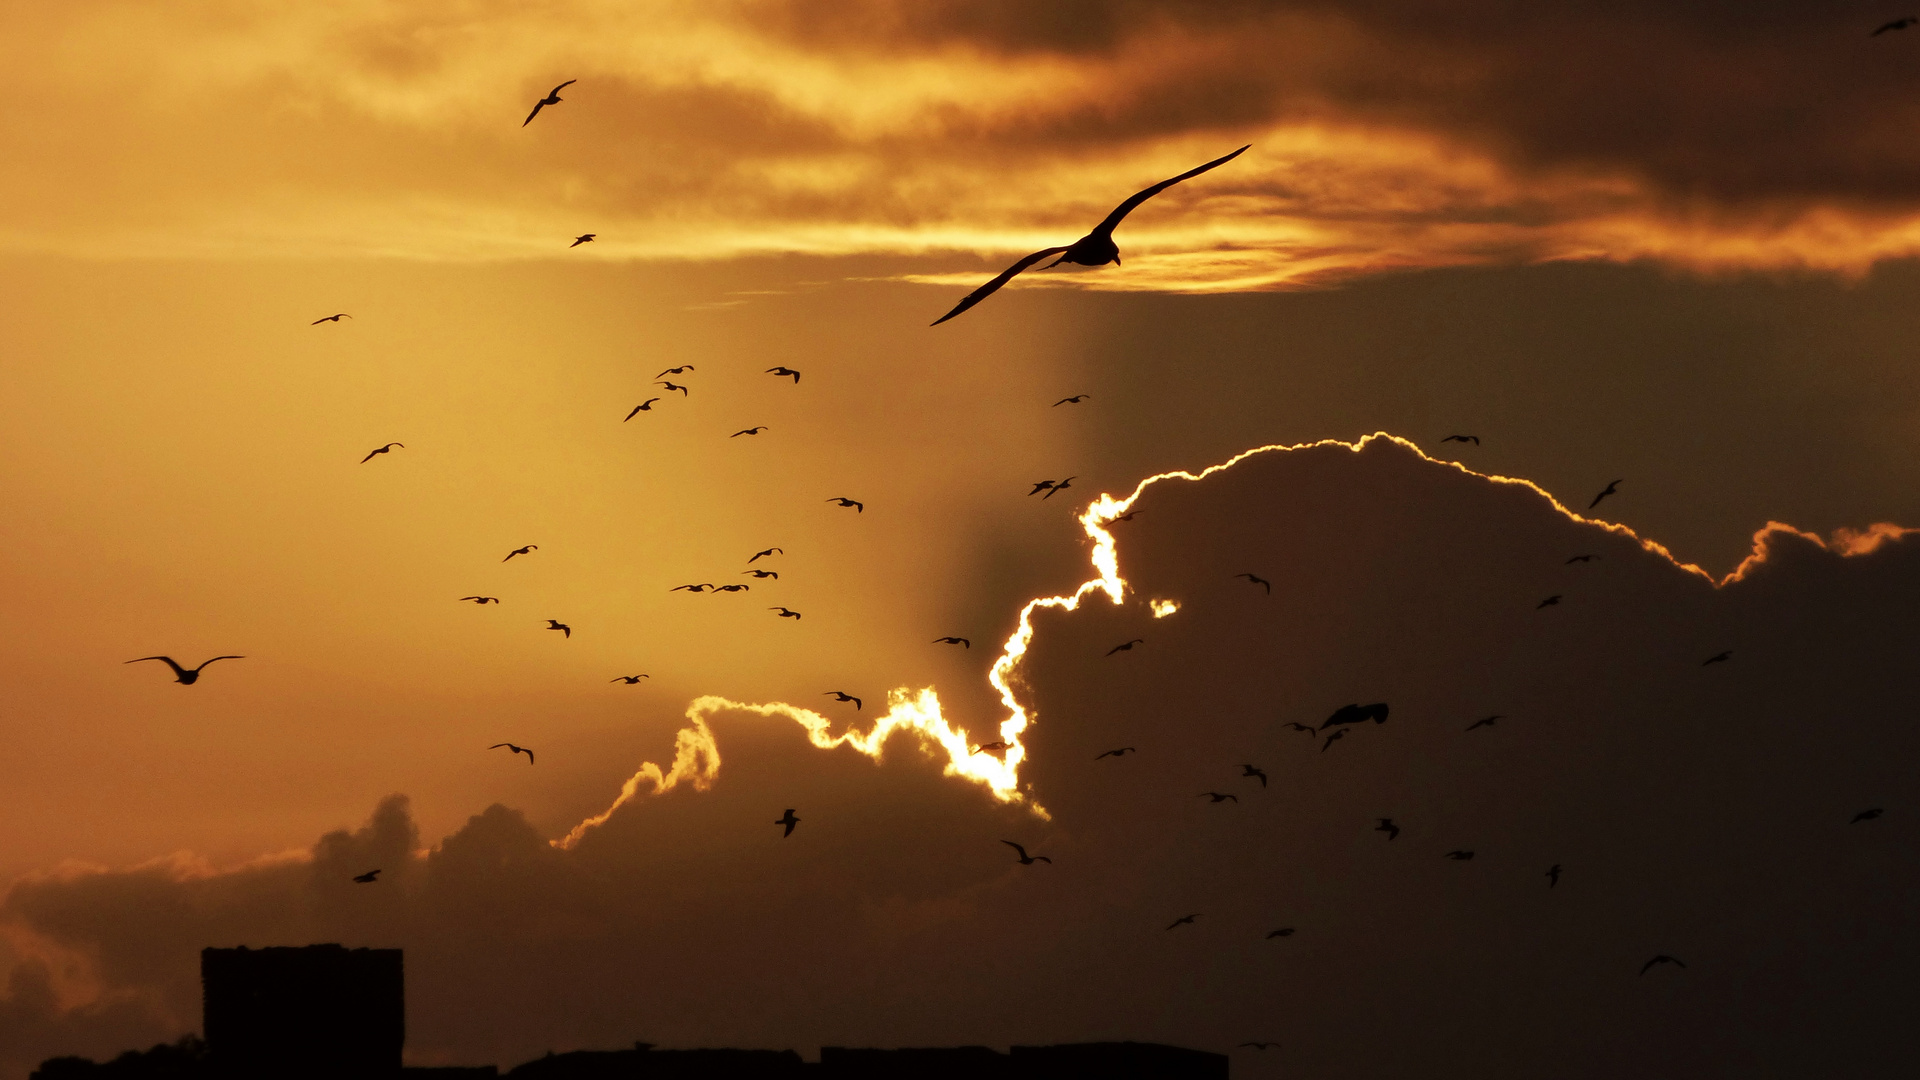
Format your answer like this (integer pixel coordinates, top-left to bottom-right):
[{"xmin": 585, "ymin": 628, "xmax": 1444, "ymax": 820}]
[
  {"xmin": 1702, "ymin": 650, "xmax": 1732, "ymax": 666},
  {"xmin": 1283, "ymin": 722, "xmax": 1316, "ymax": 735},
  {"xmin": 1640, "ymin": 955, "xmax": 1686, "ymax": 975},
  {"xmin": 1322, "ymin": 729, "xmax": 1347, "ymax": 752},
  {"xmin": 1165, "ymin": 913, "xmax": 1202, "ymax": 930},
  {"xmin": 1588, "ymin": 479, "xmax": 1622, "ymax": 510},
  {"xmin": 933, "ymin": 636, "xmax": 970, "ymax": 648},
  {"xmin": 490, "ymin": 742, "xmax": 535, "ymax": 764},
  {"xmin": 1053, "ymin": 395, "xmax": 1090, "ymax": 406},
  {"xmin": 1240, "ymin": 764, "xmax": 1267, "ymax": 787},
  {"xmin": 770, "ymin": 607, "xmax": 802, "ymax": 619},
  {"xmin": 744, "ymin": 569, "xmax": 778, "ymax": 579},
  {"xmin": 658, "ymin": 381, "xmax": 689, "ymax": 395},
  {"xmin": 1321, "ymin": 703, "xmax": 1390, "ymax": 730},
  {"xmin": 1106, "ymin": 638, "xmax": 1144, "ymax": 656},
  {"xmin": 1537, "ymin": 594, "xmax": 1562, "ymax": 609},
  {"xmin": 656, "ymin": 366, "xmax": 695, "ymax": 378},
  {"xmin": 1465, "ymin": 715, "xmax": 1503, "ymax": 731},
  {"xmin": 1566, "ymin": 554, "xmax": 1598, "ymax": 564},
  {"xmin": 523, "ymin": 79, "xmax": 576, "ymax": 126},
  {"xmin": 671, "ymin": 583, "xmax": 715, "ymax": 593},
  {"xmin": 932, "ymin": 145, "xmax": 1251, "ymax": 325},
  {"xmin": 775, "ymin": 809, "xmax": 800, "ymax": 837},
  {"xmin": 624, "ymin": 399, "xmax": 661, "ymax": 420},
  {"xmin": 1198, "ymin": 791, "xmax": 1239, "ymax": 804},
  {"xmin": 1263, "ymin": 930, "xmax": 1294, "ymax": 940},
  {"xmin": 1240, "ymin": 1040, "xmax": 1280, "ymax": 1049},
  {"xmin": 1002, "ymin": 840, "xmax": 1051, "ymax": 865},
  {"xmin": 503, "ymin": 545, "xmax": 537, "ymax": 561},
  {"xmin": 545, "ymin": 620, "xmax": 571, "ymax": 638},
  {"xmin": 458, "ymin": 596, "xmax": 500, "ymax": 605},
  {"xmin": 611, "ymin": 674, "xmax": 650, "ymax": 684},
  {"xmin": 824, "ymin": 691, "xmax": 862, "ymax": 709},
  {"xmin": 714, "ymin": 582, "xmax": 749, "ymax": 592},
  {"xmin": 353, "ymin": 870, "xmax": 381, "ymax": 883},
  {"xmin": 1235, "ymin": 573, "xmax": 1272, "ymax": 594},
  {"xmin": 1109, "ymin": 509, "xmax": 1142, "ymax": 523},
  {"xmin": 1095, "ymin": 746, "xmax": 1136, "ymax": 759},
  {"xmin": 1444, "ymin": 850, "xmax": 1475, "ymax": 861},
  {"xmin": 731, "ymin": 427, "xmax": 767, "ymax": 437},
  {"xmin": 1376, "ymin": 818, "xmax": 1400, "ymax": 841},
  {"xmin": 748, "ymin": 547, "xmax": 783, "ymax": 563},
  {"xmin": 1027, "ymin": 480, "xmax": 1059, "ymax": 496},
  {"xmin": 311, "ymin": 313, "xmax": 351, "ymax": 324},
  {"xmin": 972, "ymin": 741, "xmax": 1011, "ymax": 754},
  {"xmin": 766, "ymin": 366, "xmax": 801, "ymax": 383},
  {"xmin": 569, "ymin": 234, "xmax": 595, "ymax": 248},
  {"xmin": 1440, "ymin": 434, "xmax": 1479, "ymax": 445},
  {"xmin": 1851, "ymin": 807, "xmax": 1884, "ymax": 823},
  {"xmin": 1042, "ymin": 476, "xmax": 1075, "ymax": 500},
  {"xmin": 1546, "ymin": 863, "xmax": 1562, "ymax": 888},
  {"xmin": 1874, "ymin": 17, "xmax": 1918, "ymax": 35},
  {"xmin": 826, "ymin": 497, "xmax": 863, "ymax": 512},
  {"xmin": 125, "ymin": 656, "xmax": 243, "ymax": 685},
  {"xmin": 360, "ymin": 442, "xmax": 404, "ymax": 463}
]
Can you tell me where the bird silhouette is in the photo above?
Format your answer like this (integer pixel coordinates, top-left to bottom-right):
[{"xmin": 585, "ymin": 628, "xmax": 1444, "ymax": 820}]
[
  {"xmin": 1851, "ymin": 807, "xmax": 1884, "ymax": 823},
  {"xmin": 458, "ymin": 596, "xmax": 500, "ymax": 605},
  {"xmin": 1053, "ymin": 395, "xmax": 1090, "ymax": 406},
  {"xmin": 972, "ymin": 741, "xmax": 1011, "ymax": 754},
  {"xmin": 766, "ymin": 366, "xmax": 801, "ymax": 383},
  {"xmin": 1027, "ymin": 480, "xmax": 1059, "ymax": 496},
  {"xmin": 656, "ymin": 366, "xmax": 695, "ymax": 378},
  {"xmin": 1109, "ymin": 509, "xmax": 1142, "ymax": 523},
  {"xmin": 1002, "ymin": 840, "xmax": 1051, "ymax": 865},
  {"xmin": 731, "ymin": 427, "xmax": 767, "ymax": 437},
  {"xmin": 1702, "ymin": 650, "xmax": 1732, "ymax": 666},
  {"xmin": 1240, "ymin": 1041, "xmax": 1280, "ymax": 1051},
  {"xmin": 743, "ymin": 569, "xmax": 778, "ymax": 579},
  {"xmin": 1240, "ymin": 764, "xmax": 1267, "ymax": 787},
  {"xmin": 826, "ymin": 497, "xmax": 863, "ymax": 512},
  {"xmin": 933, "ymin": 636, "xmax": 970, "ymax": 648},
  {"xmin": 1042, "ymin": 476, "xmax": 1075, "ymax": 500},
  {"xmin": 1321, "ymin": 703, "xmax": 1389, "ymax": 730},
  {"xmin": 748, "ymin": 547, "xmax": 783, "ymax": 563},
  {"xmin": 714, "ymin": 584, "xmax": 751, "ymax": 593},
  {"xmin": 353, "ymin": 870, "xmax": 380, "ymax": 883},
  {"xmin": 1322, "ymin": 729, "xmax": 1347, "ymax": 752},
  {"xmin": 611, "ymin": 675, "xmax": 649, "ymax": 684},
  {"xmin": 932, "ymin": 145, "xmax": 1251, "ymax": 325},
  {"xmin": 1165, "ymin": 913, "xmax": 1202, "ymax": 930},
  {"xmin": 1537, "ymin": 594, "xmax": 1562, "ymax": 609},
  {"xmin": 1198, "ymin": 792, "xmax": 1239, "ymax": 804},
  {"xmin": 1547, "ymin": 863, "xmax": 1562, "ymax": 887},
  {"xmin": 658, "ymin": 381, "xmax": 689, "ymax": 395},
  {"xmin": 1588, "ymin": 479, "xmax": 1622, "ymax": 510},
  {"xmin": 311, "ymin": 313, "xmax": 351, "ymax": 324},
  {"xmin": 1235, "ymin": 573, "xmax": 1272, "ymax": 594},
  {"xmin": 624, "ymin": 399, "xmax": 661, "ymax": 420},
  {"xmin": 1874, "ymin": 17, "xmax": 1917, "ymax": 35},
  {"xmin": 125, "ymin": 656, "xmax": 243, "ymax": 685},
  {"xmin": 1263, "ymin": 930, "xmax": 1294, "ymax": 940},
  {"xmin": 770, "ymin": 607, "xmax": 802, "ymax": 619},
  {"xmin": 1095, "ymin": 746, "xmax": 1136, "ymax": 759},
  {"xmin": 523, "ymin": 79, "xmax": 576, "ymax": 125},
  {"xmin": 569, "ymin": 234, "xmax": 595, "ymax": 247},
  {"xmin": 824, "ymin": 691, "xmax": 862, "ymax": 709},
  {"xmin": 1106, "ymin": 638, "xmax": 1145, "ymax": 656},
  {"xmin": 775, "ymin": 808, "xmax": 800, "ymax": 837},
  {"xmin": 545, "ymin": 619, "xmax": 571, "ymax": 638},
  {"xmin": 671, "ymin": 583, "xmax": 715, "ymax": 593},
  {"xmin": 1444, "ymin": 850, "xmax": 1475, "ymax": 861},
  {"xmin": 503, "ymin": 545, "xmax": 537, "ymax": 561},
  {"xmin": 1465, "ymin": 715, "xmax": 1502, "ymax": 731},
  {"xmin": 1440, "ymin": 434, "xmax": 1479, "ymax": 445},
  {"xmin": 1376, "ymin": 818, "xmax": 1400, "ymax": 841},
  {"xmin": 490, "ymin": 742, "xmax": 535, "ymax": 764},
  {"xmin": 360, "ymin": 442, "xmax": 404, "ymax": 463},
  {"xmin": 1566, "ymin": 554, "xmax": 1598, "ymax": 564},
  {"xmin": 1640, "ymin": 955, "xmax": 1686, "ymax": 975},
  {"xmin": 1283, "ymin": 722, "xmax": 1316, "ymax": 735}
]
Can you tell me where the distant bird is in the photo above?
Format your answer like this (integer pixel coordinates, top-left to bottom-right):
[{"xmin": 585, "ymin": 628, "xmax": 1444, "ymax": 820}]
[
  {"xmin": 826, "ymin": 497, "xmax": 864, "ymax": 512},
  {"xmin": 671, "ymin": 583, "xmax": 715, "ymax": 593},
  {"xmin": 1465, "ymin": 715, "xmax": 1502, "ymax": 731},
  {"xmin": 1588, "ymin": 479, "xmax": 1622, "ymax": 510},
  {"xmin": 1234, "ymin": 573, "xmax": 1271, "ymax": 594},
  {"xmin": 503, "ymin": 545, "xmax": 537, "ymax": 561},
  {"xmin": 1640, "ymin": 955, "xmax": 1686, "ymax": 976},
  {"xmin": 972, "ymin": 741, "xmax": 1011, "ymax": 754},
  {"xmin": 658, "ymin": 381, "xmax": 689, "ymax": 395},
  {"xmin": 1376, "ymin": 818, "xmax": 1400, "ymax": 841},
  {"xmin": 1109, "ymin": 509, "xmax": 1142, "ymax": 523},
  {"xmin": 744, "ymin": 569, "xmax": 778, "ymax": 579},
  {"xmin": 125, "ymin": 655, "xmax": 243, "ymax": 685},
  {"xmin": 1106, "ymin": 638, "xmax": 1145, "ymax": 656},
  {"xmin": 766, "ymin": 366, "xmax": 801, "ymax": 383},
  {"xmin": 770, "ymin": 607, "xmax": 802, "ymax": 619},
  {"xmin": 311, "ymin": 313, "xmax": 351, "ymax": 324},
  {"xmin": 1444, "ymin": 850, "xmax": 1475, "ymax": 861},
  {"xmin": 1873, "ymin": 17, "xmax": 1917, "ymax": 35},
  {"xmin": 1002, "ymin": 840, "xmax": 1051, "ymax": 865},
  {"xmin": 1537, "ymin": 594, "xmax": 1562, "ymax": 609},
  {"xmin": 360, "ymin": 442, "xmax": 404, "ymax": 463},
  {"xmin": 1283, "ymin": 722, "xmax": 1316, "ymax": 735},
  {"xmin": 1263, "ymin": 930, "xmax": 1294, "ymax": 940},
  {"xmin": 1165, "ymin": 913, "xmax": 1202, "ymax": 930},
  {"xmin": 824, "ymin": 691, "xmax": 862, "ymax": 709},
  {"xmin": 490, "ymin": 742, "xmax": 535, "ymax": 764},
  {"xmin": 775, "ymin": 808, "xmax": 800, "ymax": 837},
  {"xmin": 523, "ymin": 79, "xmax": 576, "ymax": 126},
  {"xmin": 656, "ymin": 366, "xmax": 695, "ymax": 378},
  {"xmin": 933, "ymin": 636, "xmax": 971, "ymax": 648},
  {"xmin": 458, "ymin": 596, "xmax": 500, "ymax": 605},
  {"xmin": 731, "ymin": 427, "xmax": 767, "ymax": 437},
  {"xmin": 353, "ymin": 870, "xmax": 380, "ymax": 884},
  {"xmin": 1851, "ymin": 807, "xmax": 1884, "ymax": 823},
  {"xmin": 624, "ymin": 399, "xmax": 661, "ymax": 420},
  {"xmin": 1440, "ymin": 434, "xmax": 1479, "ymax": 445},
  {"xmin": 1042, "ymin": 476, "xmax": 1075, "ymax": 500},
  {"xmin": 1322, "ymin": 729, "xmax": 1347, "ymax": 752},
  {"xmin": 1095, "ymin": 747, "xmax": 1136, "ymax": 759},
  {"xmin": 714, "ymin": 584, "xmax": 751, "ymax": 593},
  {"xmin": 569, "ymin": 234, "xmax": 595, "ymax": 248},
  {"xmin": 545, "ymin": 619, "xmax": 571, "ymax": 638},
  {"xmin": 1240, "ymin": 764, "xmax": 1267, "ymax": 787},
  {"xmin": 611, "ymin": 675, "xmax": 649, "ymax": 684},
  {"xmin": 1198, "ymin": 792, "xmax": 1239, "ymax": 804},
  {"xmin": 1240, "ymin": 1041, "xmax": 1280, "ymax": 1048},
  {"xmin": 1321, "ymin": 703, "xmax": 1389, "ymax": 730},
  {"xmin": 1027, "ymin": 480, "xmax": 1058, "ymax": 496},
  {"xmin": 932, "ymin": 145, "xmax": 1251, "ymax": 325},
  {"xmin": 1053, "ymin": 395, "xmax": 1090, "ymax": 406},
  {"xmin": 1702, "ymin": 650, "xmax": 1732, "ymax": 666},
  {"xmin": 1546, "ymin": 863, "xmax": 1562, "ymax": 888},
  {"xmin": 748, "ymin": 547, "xmax": 783, "ymax": 563},
  {"xmin": 1566, "ymin": 554, "xmax": 1597, "ymax": 564}
]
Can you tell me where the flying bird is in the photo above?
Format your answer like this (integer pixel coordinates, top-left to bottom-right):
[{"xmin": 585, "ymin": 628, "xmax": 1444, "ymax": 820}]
[
  {"xmin": 1440, "ymin": 434, "xmax": 1479, "ymax": 445},
  {"xmin": 1283, "ymin": 722, "xmax": 1317, "ymax": 735},
  {"xmin": 1002, "ymin": 840, "xmax": 1051, "ymax": 865},
  {"xmin": 658, "ymin": 381, "xmax": 689, "ymax": 395},
  {"xmin": 360, "ymin": 442, "xmax": 404, "ymax": 463},
  {"xmin": 569, "ymin": 234, "xmax": 595, "ymax": 247},
  {"xmin": 1027, "ymin": 480, "xmax": 1058, "ymax": 496},
  {"xmin": 769, "ymin": 607, "xmax": 802, "ymax": 619},
  {"xmin": 457, "ymin": 596, "xmax": 500, "ymax": 605},
  {"xmin": 744, "ymin": 569, "xmax": 778, "ymax": 579},
  {"xmin": 1852, "ymin": 807, "xmax": 1884, "ymax": 823},
  {"xmin": 611, "ymin": 675, "xmax": 649, "ymax": 684},
  {"xmin": 1465, "ymin": 715, "xmax": 1503, "ymax": 731},
  {"xmin": 715, "ymin": 584, "xmax": 751, "ymax": 594},
  {"xmin": 931, "ymin": 145, "xmax": 1251, "ymax": 325},
  {"xmin": 1240, "ymin": 1041, "xmax": 1280, "ymax": 1049},
  {"xmin": 1042, "ymin": 476, "xmax": 1075, "ymax": 500},
  {"xmin": 1640, "ymin": 955, "xmax": 1686, "ymax": 976},
  {"xmin": 311, "ymin": 313, "xmax": 351, "ymax": 324},
  {"xmin": 1547, "ymin": 863, "xmax": 1562, "ymax": 888},
  {"xmin": 748, "ymin": 547, "xmax": 783, "ymax": 563},
  {"xmin": 1321, "ymin": 703, "xmax": 1389, "ymax": 730},
  {"xmin": 503, "ymin": 545, "xmax": 537, "ymax": 561},
  {"xmin": 623, "ymin": 399, "xmax": 661, "ymax": 420},
  {"xmin": 124, "ymin": 656, "xmax": 243, "ymax": 685},
  {"xmin": 766, "ymin": 366, "xmax": 801, "ymax": 383},
  {"xmin": 656, "ymin": 366, "xmax": 695, "ymax": 378},
  {"xmin": 522, "ymin": 79, "xmax": 576, "ymax": 126},
  {"xmin": 489, "ymin": 742, "xmax": 534, "ymax": 764},
  {"xmin": 545, "ymin": 619, "xmax": 571, "ymax": 638},
  {"xmin": 1106, "ymin": 638, "xmax": 1145, "ymax": 656},
  {"xmin": 1053, "ymin": 395, "xmax": 1090, "ymax": 406},
  {"xmin": 1165, "ymin": 913, "xmax": 1202, "ymax": 930},
  {"xmin": 1197, "ymin": 792, "xmax": 1239, "ymax": 804},
  {"xmin": 933, "ymin": 636, "xmax": 970, "ymax": 648},
  {"xmin": 1263, "ymin": 930, "xmax": 1294, "ymax": 940},
  {"xmin": 731, "ymin": 427, "xmax": 767, "ymax": 437},
  {"xmin": 824, "ymin": 691, "xmax": 862, "ymax": 709},
  {"xmin": 1588, "ymin": 479, "xmax": 1622, "ymax": 510},
  {"xmin": 1702, "ymin": 650, "xmax": 1732, "ymax": 666},
  {"xmin": 670, "ymin": 583, "xmax": 715, "ymax": 593},
  {"xmin": 1095, "ymin": 747, "xmax": 1136, "ymax": 759},
  {"xmin": 1109, "ymin": 509, "xmax": 1142, "ymax": 523},
  {"xmin": 1873, "ymin": 17, "xmax": 1917, "ymax": 35},
  {"xmin": 1376, "ymin": 818, "xmax": 1400, "ymax": 841},
  {"xmin": 1444, "ymin": 850, "xmax": 1475, "ymax": 861},
  {"xmin": 353, "ymin": 870, "xmax": 380, "ymax": 884},
  {"xmin": 1239, "ymin": 764, "xmax": 1267, "ymax": 787},
  {"xmin": 775, "ymin": 809, "xmax": 800, "ymax": 837},
  {"xmin": 1537, "ymin": 594, "xmax": 1562, "ymax": 609},
  {"xmin": 972, "ymin": 741, "xmax": 1011, "ymax": 754},
  {"xmin": 1566, "ymin": 554, "xmax": 1598, "ymax": 564},
  {"xmin": 1322, "ymin": 729, "xmax": 1347, "ymax": 752},
  {"xmin": 826, "ymin": 497, "xmax": 863, "ymax": 512},
  {"xmin": 1235, "ymin": 573, "xmax": 1272, "ymax": 594}
]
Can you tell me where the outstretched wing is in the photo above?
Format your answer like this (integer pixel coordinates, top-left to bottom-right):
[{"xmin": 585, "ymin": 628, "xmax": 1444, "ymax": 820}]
[
  {"xmin": 199, "ymin": 656, "xmax": 244, "ymax": 670},
  {"xmin": 522, "ymin": 100, "xmax": 546, "ymax": 126},
  {"xmin": 126, "ymin": 656, "xmax": 188, "ymax": 678},
  {"xmin": 1088, "ymin": 144, "xmax": 1251, "ymax": 240},
  {"xmin": 1001, "ymin": 840, "xmax": 1027, "ymax": 858},
  {"xmin": 931, "ymin": 246, "xmax": 1072, "ymax": 326}
]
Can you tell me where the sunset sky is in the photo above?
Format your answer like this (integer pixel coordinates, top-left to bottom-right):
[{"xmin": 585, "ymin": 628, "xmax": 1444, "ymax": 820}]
[{"xmin": 4, "ymin": 3, "xmax": 1919, "ymax": 1077}]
